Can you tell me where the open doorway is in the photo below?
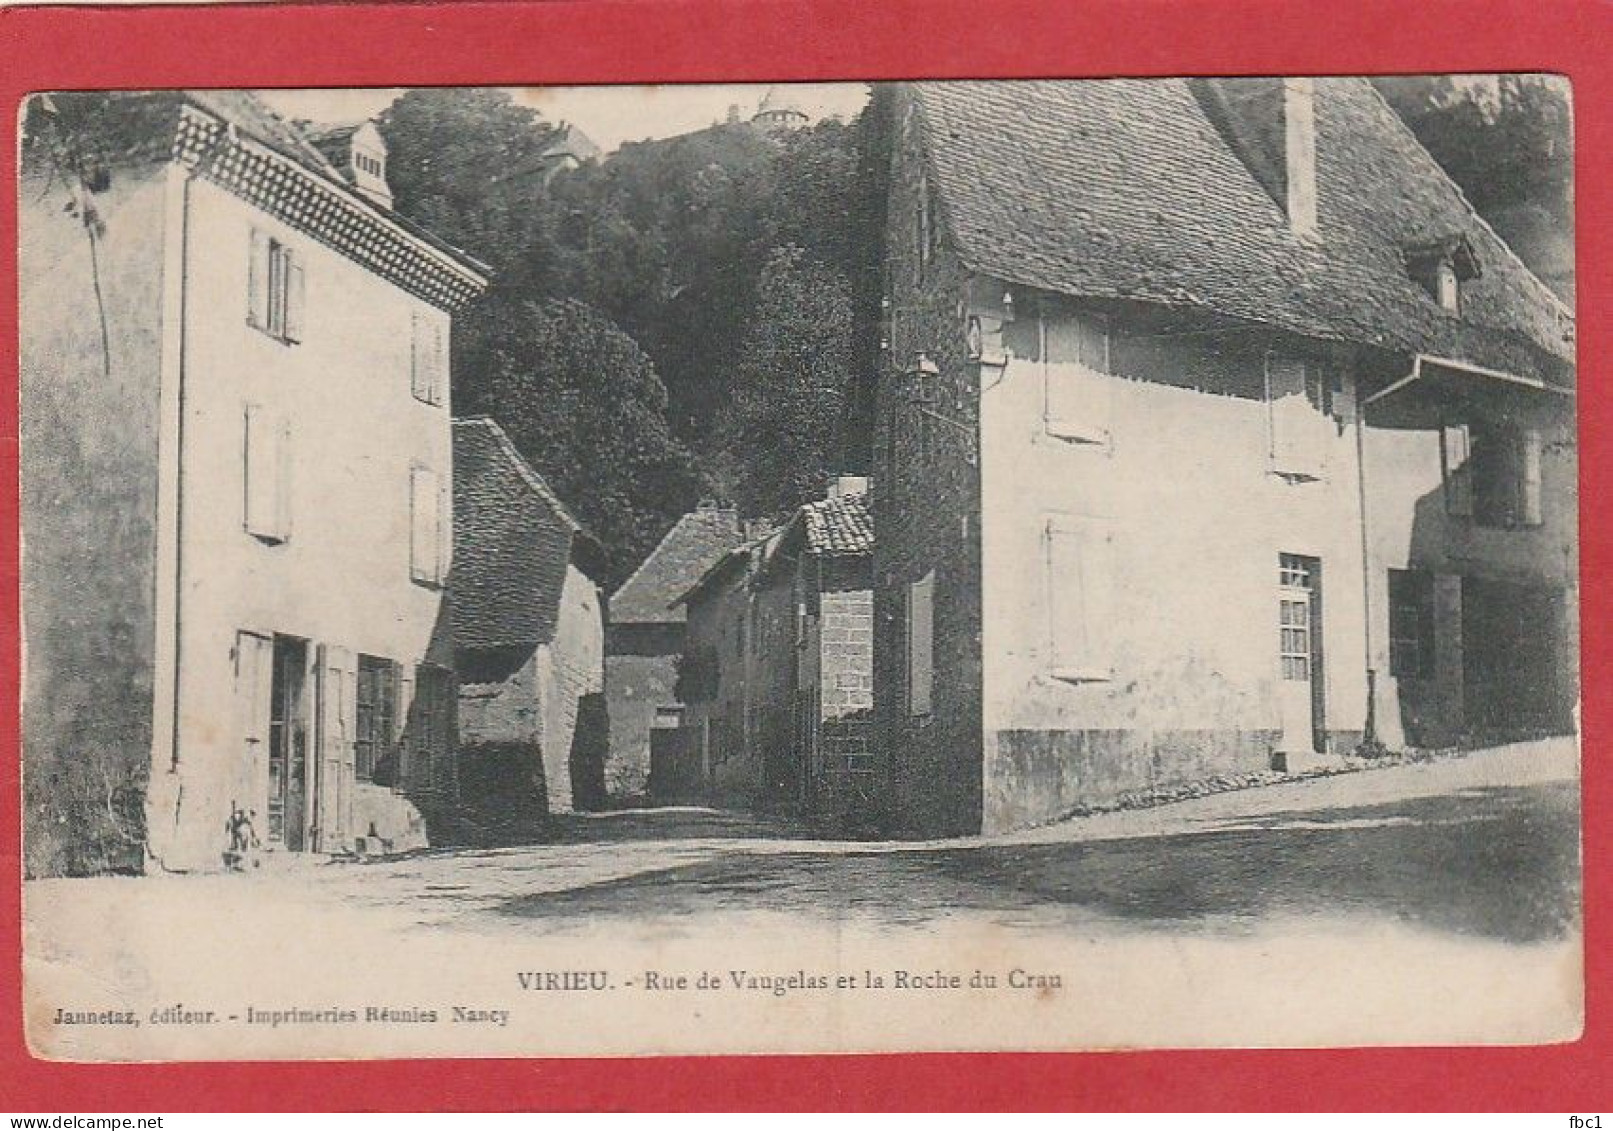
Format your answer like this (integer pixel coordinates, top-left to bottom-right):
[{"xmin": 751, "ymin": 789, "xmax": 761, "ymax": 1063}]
[{"xmin": 267, "ymin": 635, "xmax": 311, "ymax": 850}]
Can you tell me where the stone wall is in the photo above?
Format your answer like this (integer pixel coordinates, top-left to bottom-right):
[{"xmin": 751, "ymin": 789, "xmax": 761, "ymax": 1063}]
[
  {"xmin": 872, "ymin": 88, "xmax": 986, "ymax": 837},
  {"xmin": 20, "ymin": 158, "xmax": 168, "ymax": 876}
]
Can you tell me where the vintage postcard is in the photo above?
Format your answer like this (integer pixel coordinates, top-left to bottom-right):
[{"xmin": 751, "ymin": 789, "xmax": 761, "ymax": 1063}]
[{"xmin": 18, "ymin": 75, "xmax": 1580, "ymax": 1062}]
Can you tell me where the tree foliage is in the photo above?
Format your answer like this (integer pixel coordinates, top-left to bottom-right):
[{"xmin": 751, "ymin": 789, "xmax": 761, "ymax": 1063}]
[
  {"xmin": 1373, "ymin": 75, "xmax": 1573, "ymax": 297},
  {"xmin": 377, "ymin": 87, "xmax": 894, "ymax": 569},
  {"xmin": 456, "ymin": 295, "xmax": 706, "ymax": 585},
  {"xmin": 716, "ymin": 245, "xmax": 856, "ymax": 518}
]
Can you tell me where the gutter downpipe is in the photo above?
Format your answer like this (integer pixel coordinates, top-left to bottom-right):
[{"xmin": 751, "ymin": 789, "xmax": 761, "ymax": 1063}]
[
  {"xmin": 1353, "ymin": 357, "xmax": 1417, "ymax": 754},
  {"xmin": 168, "ymin": 130, "xmax": 229, "ymax": 773}
]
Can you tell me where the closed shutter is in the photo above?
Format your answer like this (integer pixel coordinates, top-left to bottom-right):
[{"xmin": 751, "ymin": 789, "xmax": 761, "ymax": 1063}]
[
  {"xmin": 232, "ymin": 631, "xmax": 275, "ymax": 819},
  {"xmin": 244, "ymin": 404, "xmax": 289, "ymax": 541},
  {"xmin": 247, "ymin": 228, "xmax": 271, "ymax": 329},
  {"xmin": 396, "ymin": 665, "xmax": 416, "ymax": 789},
  {"xmin": 411, "ymin": 311, "xmax": 446, "ymax": 405},
  {"xmin": 283, "ymin": 251, "xmax": 306, "ymax": 344},
  {"xmin": 410, "ymin": 465, "xmax": 441, "ymax": 583},
  {"xmin": 1267, "ymin": 356, "xmax": 1326, "ymax": 478},
  {"xmin": 1442, "ymin": 422, "xmax": 1474, "ymax": 516},
  {"xmin": 315, "ymin": 644, "xmax": 357, "ymax": 853},
  {"xmin": 1520, "ymin": 427, "xmax": 1544, "ymax": 526},
  {"xmin": 1044, "ymin": 313, "xmax": 1112, "ymax": 444},
  {"xmin": 907, "ymin": 572, "xmax": 934, "ymax": 716},
  {"xmin": 1045, "ymin": 516, "xmax": 1115, "ymax": 681}
]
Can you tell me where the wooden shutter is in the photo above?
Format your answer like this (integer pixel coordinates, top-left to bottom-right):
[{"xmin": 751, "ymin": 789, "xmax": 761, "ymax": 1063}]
[
  {"xmin": 410, "ymin": 311, "xmax": 429, "ymax": 401},
  {"xmin": 1520, "ymin": 427, "xmax": 1544, "ymax": 526},
  {"xmin": 1044, "ymin": 313, "xmax": 1112, "ymax": 444},
  {"xmin": 283, "ymin": 250, "xmax": 306, "ymax": 343},
  {"xmin": 907, "ymin": 572, "xmax": 934, "ymax": 716},
  {"xmin": 410, "ymin": 466, "xmax": 440, "ymax": 583},
  {"xmin": 429, "ymin": 319, "xmax": 448, "ymax": 406},
  {"xmin": 232, "ymin": 631, "xmax": 276, "ymax": 820},
  {"xmin": 411, "ymin": 310, "xmax": 445, "ymax": 404},
  {"xmin": 1442, "ymin": 422, "xmax": 1474, "ymax": 517},
  {"xmin": 1266, "ymin": 355, "xmax": 1324, "ymax": 478},
  {"xmin": 247, "ymin": 228, "xmax": 271, "ymax": 329},
  {"xmin": 1045, "ymin": 516, "xmax": 1115, "ymax": 681},
  {"xmin": 244, "ymin": 404, "xmax": 287, "ymax": 541},
  {"xmin": 396, "ymin": 664, "xmax": 416, "ymax": 789},
  {"xmin": 314, "ymin": 644, "xmax": 357, "ymax": 853}
]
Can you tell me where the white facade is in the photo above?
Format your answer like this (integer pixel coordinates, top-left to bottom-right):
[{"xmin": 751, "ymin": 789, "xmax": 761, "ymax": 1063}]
[{"xmin": 144, "ymin": 148, "xmax": 475, "ymax": 869}]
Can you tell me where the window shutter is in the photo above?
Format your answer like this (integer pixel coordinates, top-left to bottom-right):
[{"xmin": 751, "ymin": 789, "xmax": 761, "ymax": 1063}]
[
  {"xmin": 244, "ymin": 404, "xmax": 287, "ymax": 541},
  {"xmin": 396, "ymin": 665, "xmax": 415, "ymax": 788},
  {"xmin": 283, "ymin": 251, "xmax": 306, "ymax": 343},
  {"xmin": 1520, "ymin": 427, "xmax": 1544, "ymax": 526},
  {"xmin": 276, "ymin": 415, "xmax": 293, "ymax": 540},
  {"xmin": 410, "ymin": 465, "xmax": 441, "ymax": 583},
  {"xmin": 247, "ymin": 229, "xmax": 271, "ymax": 329},
  {"xmin": 1442, "ymin": 422, "xmax": 1473, "ymax": 517},
  {"xmin": 437, "ymin": 474, "xmax": 452, "ymax": 582},
  {"xmin": 410, "ymin": 311, "xmax": 429, "ymax": 402},
  {"xmin": 1045, "ymin": 516, "xmax": 1114, "ymax": 681},
  {"xmin": 907, "ymin": 572, "xmax": 934, "ymax": 716},
  {"xmin": 1266, "ymin": 356, "xmax": 1324, "ymax": 478},
  {"xmin": 430, "ymin": 319, "xmax": 448, "ymax": 406},
  {"xmin": 1044, "ymin": 314, "xmax": 1112, "ymax": 444}
]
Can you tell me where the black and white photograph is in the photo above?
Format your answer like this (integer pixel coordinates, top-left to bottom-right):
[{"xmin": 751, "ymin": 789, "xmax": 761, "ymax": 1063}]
[{"xmin": 19, "ymin": 75, "xmax": 1580, "ymax": 1060}]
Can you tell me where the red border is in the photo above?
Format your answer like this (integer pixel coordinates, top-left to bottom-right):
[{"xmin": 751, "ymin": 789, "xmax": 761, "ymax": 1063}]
[{"xmin": 1, "ymin": 0, "xmax": 1607, "ymax": 1112}]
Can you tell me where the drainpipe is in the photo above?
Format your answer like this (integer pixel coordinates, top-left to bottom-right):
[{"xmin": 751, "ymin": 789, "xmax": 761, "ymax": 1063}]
[
  {"xmin": 167, "ymin": 130, "xmax": 228, "ymax": 772},
  {"xmin": 1353, "ymin": 367, "xmax": 1379, "ymax": 752}
]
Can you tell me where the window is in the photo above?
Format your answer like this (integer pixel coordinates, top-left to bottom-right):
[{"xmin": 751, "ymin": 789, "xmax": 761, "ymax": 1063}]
[
  {"xmin": 1436, "ymin": 260, "xmax": 1461, "ymax": 314},
  {"xmin": 355, "ymin": 656, "xmax": 399, "ymax": 783},
  {"xmin": 243, "ymin": 404, "xmax": 290, "ymax": 542},
  {"xmin": 1266, "ymin": 354, "xmax": 1328, "ymax": 479},
  {"xmin": 1388, "ymin": 569, "xmax": 1435, "ymax": 680},
  {"xmin": 247, "ymin": 228, "xmax": 305, "ymax": 344},
  {"xmin": 410, "ymin": 465, "xmax": 447, "ymax": 585},
  {"xmin": 1278, "ymin": 554, "xmax": 1315, "ymax": 681},
  {"xmin": 1045, "ymin": 516, "xmax": 1115, "ymax": 682},
  {"xmin": 906, "ymin": 571, "xmax": 934, "ymax": 716},
  {"xmin": 1444, "ymin": 419, "xmax": 1544, "ymax": 528},
  {"xmin": 1044, "ymin": 312, "xmax": 1112, "ymax": 445},
  {"xmin": 411, "ymin": 309, "xmax": 448, "ymax": 406}
]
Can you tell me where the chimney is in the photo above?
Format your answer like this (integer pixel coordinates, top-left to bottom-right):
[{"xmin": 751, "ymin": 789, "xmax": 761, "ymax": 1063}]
[
  {"xmin": 1283, "ymin": 78, "xmax": 1318, "ymax": 238},
  {"xmin": 827, "ymin": 475, "xmax": 869, "ymax": 499}
]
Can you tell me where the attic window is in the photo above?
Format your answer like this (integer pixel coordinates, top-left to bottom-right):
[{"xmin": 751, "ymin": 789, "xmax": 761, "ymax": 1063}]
[{"xmin": 1405, "ymin": 235, "xmax": 1480, "ymax": 314}]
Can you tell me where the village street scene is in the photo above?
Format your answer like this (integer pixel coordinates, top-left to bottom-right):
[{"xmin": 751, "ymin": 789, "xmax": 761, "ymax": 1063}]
[{"xmin": 18, "ymin": 77, "xmax": 1580, "ymax": 1055}]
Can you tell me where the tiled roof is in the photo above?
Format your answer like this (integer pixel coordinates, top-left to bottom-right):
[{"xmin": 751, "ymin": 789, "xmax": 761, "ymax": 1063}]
[
  {"xmin": 452, "ymin": 418, "xmax": 592, "ymax": 650},
  {"xmin": 610, "ymin": 505, "xmax": 743, "ymax": 625},
  {"xmin": 800, "ymin": 490, "xmax": 873, "ymax": 557},
  {"xmin": 913, "ymin": 79, "xmax": 1572, "ymax": 382},
  {"xmin": 187, "ymin": 91, "xmax": 346, "ymax": 180}
]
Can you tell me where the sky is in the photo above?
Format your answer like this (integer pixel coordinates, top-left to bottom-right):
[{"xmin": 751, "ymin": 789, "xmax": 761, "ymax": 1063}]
[{"xmin": 260, "ymin": 83, "xmax": 871, "ymax": 154}]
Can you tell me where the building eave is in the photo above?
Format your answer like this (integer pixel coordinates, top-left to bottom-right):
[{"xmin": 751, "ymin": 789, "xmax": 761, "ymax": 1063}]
[{"xmin": 175, "ymin": 102, "xmax": 489, "ymax": 312}]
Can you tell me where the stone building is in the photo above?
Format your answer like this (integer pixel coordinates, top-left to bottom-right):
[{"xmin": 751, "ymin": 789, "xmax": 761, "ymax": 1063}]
[
  {"xmin": 605, "ymin": 503, "xmax": 742, "ymax": 798},
  {"xmin": 874, "ymin": 79, "xmax": 1576, "ymax": 837},
  {"xmin": 451, "ymin": 418, "xmax": 608, "ymax": 821},
  {"xmin": 19, "ymin": 92, "xmax": 488, "ymax": 874},
  {"xmin": 674, "ymin": 480, "xmax": 875, "ymax": 823}
]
